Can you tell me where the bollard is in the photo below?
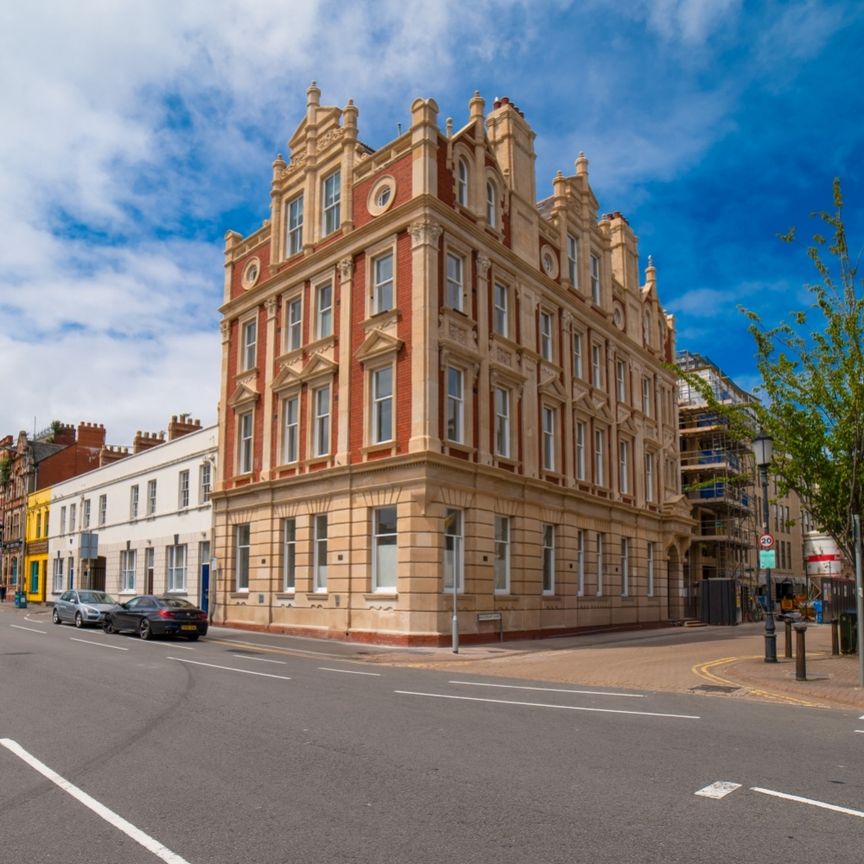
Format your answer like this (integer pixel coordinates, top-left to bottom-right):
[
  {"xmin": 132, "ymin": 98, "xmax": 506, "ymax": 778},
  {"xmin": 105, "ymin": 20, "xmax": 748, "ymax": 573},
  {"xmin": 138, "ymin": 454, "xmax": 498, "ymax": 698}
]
[
  {"xmin": 784, "ymin": 619, "xmax": 793, "ymax": 658},
  {"xmin": 831, "ymin": 618, "xmax": 840, "ymax": 656},
  {"xmin": 794, "ymin": 623, "xmax": 807, "ymax": 681}
]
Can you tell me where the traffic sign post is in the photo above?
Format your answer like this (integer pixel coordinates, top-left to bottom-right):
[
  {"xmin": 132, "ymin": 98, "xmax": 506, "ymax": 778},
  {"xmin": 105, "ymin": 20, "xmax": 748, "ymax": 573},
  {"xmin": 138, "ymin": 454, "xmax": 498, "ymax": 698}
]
[{"xmin": 759, "ymin": 533, "xmax": 775, "ymax": 550}]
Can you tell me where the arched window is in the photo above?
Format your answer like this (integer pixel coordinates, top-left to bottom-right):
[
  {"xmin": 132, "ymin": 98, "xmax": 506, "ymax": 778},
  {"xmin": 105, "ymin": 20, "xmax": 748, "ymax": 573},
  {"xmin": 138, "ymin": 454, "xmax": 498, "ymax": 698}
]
[
  {"xmin": 486, "ymin": 180, "xmax": 497, "ymax": 226},
  {"xmin": 457, "ymin": 158, "xmax": 469, "ymax": 206}
]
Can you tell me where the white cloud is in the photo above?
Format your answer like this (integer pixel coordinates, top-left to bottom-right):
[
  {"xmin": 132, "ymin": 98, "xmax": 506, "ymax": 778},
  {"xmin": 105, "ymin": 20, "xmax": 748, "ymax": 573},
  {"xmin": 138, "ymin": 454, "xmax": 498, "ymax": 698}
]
[{"xmin": 640, "ymin": 0, "xmax": 742, "ymax": 46}]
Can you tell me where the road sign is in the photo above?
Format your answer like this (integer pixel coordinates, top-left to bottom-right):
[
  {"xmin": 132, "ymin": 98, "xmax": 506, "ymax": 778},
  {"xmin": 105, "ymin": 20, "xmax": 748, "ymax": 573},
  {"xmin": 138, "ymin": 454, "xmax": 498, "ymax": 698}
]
[
  {"xmin": 759, "ymin": 550, "xmax": 777, "ymax": 569},
  {"xmin": 759, "ymin": 533, "xmax": 775, "ymax": 550}
]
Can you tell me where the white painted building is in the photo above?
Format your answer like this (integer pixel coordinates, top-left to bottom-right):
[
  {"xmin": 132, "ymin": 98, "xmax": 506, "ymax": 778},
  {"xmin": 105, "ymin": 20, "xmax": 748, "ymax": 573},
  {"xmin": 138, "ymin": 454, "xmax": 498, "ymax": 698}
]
[{"xmin": 47, "ymin": 422, "xmax": 217, "ymax": 610}]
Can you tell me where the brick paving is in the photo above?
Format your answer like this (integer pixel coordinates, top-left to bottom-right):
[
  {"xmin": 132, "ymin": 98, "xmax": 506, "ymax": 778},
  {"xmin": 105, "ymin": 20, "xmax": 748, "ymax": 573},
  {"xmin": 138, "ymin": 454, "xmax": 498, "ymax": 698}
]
[{"xmin": 363, "ymin": 622, "xmax": 864, "ymax": 711}]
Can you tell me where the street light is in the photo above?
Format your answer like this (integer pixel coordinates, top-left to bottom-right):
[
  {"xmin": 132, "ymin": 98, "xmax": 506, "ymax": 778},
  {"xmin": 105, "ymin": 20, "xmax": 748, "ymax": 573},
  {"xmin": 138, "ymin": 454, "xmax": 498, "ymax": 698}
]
[{"xmin": 752, "ymin": 430, "xmax": 777, "ymax": 663}]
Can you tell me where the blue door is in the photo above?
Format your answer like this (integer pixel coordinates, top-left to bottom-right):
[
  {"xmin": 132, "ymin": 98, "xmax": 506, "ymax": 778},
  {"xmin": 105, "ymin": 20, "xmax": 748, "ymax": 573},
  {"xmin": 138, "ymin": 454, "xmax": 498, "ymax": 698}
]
[{"xmin": 200, "ymin": 563, "xmax": 210, "ymax": 613}]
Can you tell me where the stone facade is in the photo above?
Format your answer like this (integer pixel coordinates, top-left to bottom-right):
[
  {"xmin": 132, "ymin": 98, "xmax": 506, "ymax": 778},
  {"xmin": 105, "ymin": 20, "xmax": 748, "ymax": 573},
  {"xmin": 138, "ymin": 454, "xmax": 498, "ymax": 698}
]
[{"xmin": 212, "ymin": 86, "xmax": 693, "ymax": 644}]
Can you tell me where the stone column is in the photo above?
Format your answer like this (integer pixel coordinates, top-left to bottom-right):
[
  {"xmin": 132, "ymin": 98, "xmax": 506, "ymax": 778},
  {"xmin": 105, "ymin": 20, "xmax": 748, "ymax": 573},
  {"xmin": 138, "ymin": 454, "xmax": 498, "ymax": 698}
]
[
  {"xmin": 476, "ymin": 254, "xmax": 492, "ymax": 464},
  {"xmin": 336, "ymin": 255, "xmax": 354, "ymax": 464},
  {"xmin": 261, "ymin": 296, "xmax": 278, "ymax": 477}
]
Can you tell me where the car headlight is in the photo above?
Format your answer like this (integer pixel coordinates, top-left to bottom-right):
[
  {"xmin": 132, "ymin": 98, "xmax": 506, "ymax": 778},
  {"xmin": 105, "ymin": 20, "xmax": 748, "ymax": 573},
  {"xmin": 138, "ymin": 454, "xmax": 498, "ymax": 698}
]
[{"xmin": 82, "ymin": 606, "xmax": 99, "ymax": 616}]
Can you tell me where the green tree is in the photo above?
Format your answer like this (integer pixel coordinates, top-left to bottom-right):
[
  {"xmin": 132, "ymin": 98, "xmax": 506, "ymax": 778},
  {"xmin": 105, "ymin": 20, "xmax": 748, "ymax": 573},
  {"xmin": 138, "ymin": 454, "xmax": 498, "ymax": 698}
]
[{"xmin": 742, "ymin": 178, "xmax": 863, "ymax": 563}]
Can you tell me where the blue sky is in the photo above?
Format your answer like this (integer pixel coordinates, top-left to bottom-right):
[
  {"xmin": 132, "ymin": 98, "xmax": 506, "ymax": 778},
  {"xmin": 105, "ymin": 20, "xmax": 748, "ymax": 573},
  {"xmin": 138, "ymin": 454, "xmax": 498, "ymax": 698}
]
[{"xmin": 1, "ymin": 0, "xmax": 861, "ymax": 443}]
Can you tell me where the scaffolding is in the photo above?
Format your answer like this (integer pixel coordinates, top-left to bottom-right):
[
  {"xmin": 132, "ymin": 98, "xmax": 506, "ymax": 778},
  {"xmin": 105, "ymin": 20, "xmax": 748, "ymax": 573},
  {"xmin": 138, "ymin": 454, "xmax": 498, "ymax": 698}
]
[{"xmin": 677, "ymin": 352, "xmax": 760, "ymax": 621}]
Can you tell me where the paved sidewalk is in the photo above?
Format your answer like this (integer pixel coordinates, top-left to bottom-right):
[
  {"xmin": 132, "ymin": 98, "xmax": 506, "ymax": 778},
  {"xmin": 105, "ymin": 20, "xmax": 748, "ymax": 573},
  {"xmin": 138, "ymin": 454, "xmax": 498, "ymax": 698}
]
[
  {"xmin": 4, "ymin": 601, "xmax": 861, "ymax": 710},
  {"xmin": 361, "ymin": 622, "xmax": 864, "ymax": 711}
]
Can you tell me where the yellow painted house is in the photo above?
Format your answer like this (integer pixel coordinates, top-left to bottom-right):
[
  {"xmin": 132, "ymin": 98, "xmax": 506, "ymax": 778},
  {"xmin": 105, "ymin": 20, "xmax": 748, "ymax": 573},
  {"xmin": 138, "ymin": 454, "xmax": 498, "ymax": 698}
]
[{"xmin": 24, "ymin": 488, "xmax": 50, "ymax": 602}]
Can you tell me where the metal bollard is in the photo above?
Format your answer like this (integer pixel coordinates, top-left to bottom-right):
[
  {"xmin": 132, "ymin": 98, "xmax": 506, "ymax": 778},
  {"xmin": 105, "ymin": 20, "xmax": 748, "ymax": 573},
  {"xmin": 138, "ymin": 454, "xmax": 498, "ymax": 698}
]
[
  {"xmin": 794, "ymin": 623, "xmax": 807, "ymax": 681},
  {"xmin": 831, "ymin": 618, "xmax": 840, "ymax": 656},
  {"xmin": 784, "ymin": 619, "xmax": 793, "ymax": 658}
]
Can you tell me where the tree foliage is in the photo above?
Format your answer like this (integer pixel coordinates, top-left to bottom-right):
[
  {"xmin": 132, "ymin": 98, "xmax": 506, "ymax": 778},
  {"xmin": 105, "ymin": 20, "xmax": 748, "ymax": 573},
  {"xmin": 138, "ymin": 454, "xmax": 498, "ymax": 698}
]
[{"xmin": 741, "ymin": 178, "xmax": 863, "ymax": 563}]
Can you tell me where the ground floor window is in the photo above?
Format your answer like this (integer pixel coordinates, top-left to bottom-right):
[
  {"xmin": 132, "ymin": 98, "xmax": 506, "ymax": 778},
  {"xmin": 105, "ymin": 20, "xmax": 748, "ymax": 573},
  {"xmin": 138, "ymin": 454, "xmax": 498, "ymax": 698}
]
[
  {"xmin": 120, "ymin": 549, "xmax": 137, "ymax": 593},
  {"xmin": 314, "ymin": 515, "xmax": 328, "ymax": 592},
  {"xmin": 283, "ymin": 519, "xmax": 296, "ymax": 592},
  {"xmin": 443, "ymin": 509, "xmax": 464, "ymax": 592},
  {"xmin": 235, "ymin": 524, "xmax": 250, "ymax": 591},
  {"xmin": 494, "ymin": 516, "xmax": 510, "ymax": 594},
  {"xmin": 167, "ymin": 544, "xmax": 187, "ymax": 592},
  {"xmin": 372, "ymin": 507, "xmax": 397, "ymax": 592},
  {"xmin": 52, "ymin": 557, "xmax": 64, "ymax": 594},
  {"xmin": 542, "ymin": 524, "xmax": 555, "ymax": 594}
]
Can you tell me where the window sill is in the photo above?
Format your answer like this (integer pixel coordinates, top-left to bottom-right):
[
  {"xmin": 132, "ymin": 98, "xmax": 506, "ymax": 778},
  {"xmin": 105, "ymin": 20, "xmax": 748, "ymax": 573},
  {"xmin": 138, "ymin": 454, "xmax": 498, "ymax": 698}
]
[
  {"xmin": 230, "ymin": 591, "xmax": 250, "ymax": 599},
  {"xmin": 362, "ymin": 441, "xmax": 397, "ymax": 458},
  {"xmin": 364, "ymin": 592, "xmax": 398, "ymax": 601}
]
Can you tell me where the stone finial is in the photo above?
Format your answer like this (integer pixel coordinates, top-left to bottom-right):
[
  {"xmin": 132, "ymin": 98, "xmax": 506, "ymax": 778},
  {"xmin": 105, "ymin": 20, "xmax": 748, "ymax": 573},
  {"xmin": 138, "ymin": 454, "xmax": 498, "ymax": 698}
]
[
  {"xmin": 575, "ymin": 151, "xmax": 588, "ymax": 177},
  {"xmin": 343, "ymin": 98, "xmax": 358, "ymax": 132},
  {"xmin": 469, "ymin": 90, "xmax": 485, "ymax": 122},
  {"xmin": 306, "ymin": 80, "xmax": 321, "ymax": 107},
  {"xmin": 446, "ymin": 117, "xmax": 453, "ymax": 138}
]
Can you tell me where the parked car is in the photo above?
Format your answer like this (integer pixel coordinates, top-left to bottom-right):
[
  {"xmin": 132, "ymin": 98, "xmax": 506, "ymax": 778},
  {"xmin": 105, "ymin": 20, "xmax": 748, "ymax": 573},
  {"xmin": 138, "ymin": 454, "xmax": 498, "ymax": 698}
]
[
  {"xmin": 52, "ymin": 590, "xmax": 117, "ymax": 628},
  {"xmin": 102, "ymin": 595, "xmax": 208, "ymax": 641}
]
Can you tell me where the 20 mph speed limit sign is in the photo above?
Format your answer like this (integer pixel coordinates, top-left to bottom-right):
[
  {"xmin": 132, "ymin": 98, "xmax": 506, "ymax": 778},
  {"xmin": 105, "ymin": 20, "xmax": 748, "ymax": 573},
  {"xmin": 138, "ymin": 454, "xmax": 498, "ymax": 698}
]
[{"xmin": 759, "ymin": 534, "xmax": 775, "ymax": 550}]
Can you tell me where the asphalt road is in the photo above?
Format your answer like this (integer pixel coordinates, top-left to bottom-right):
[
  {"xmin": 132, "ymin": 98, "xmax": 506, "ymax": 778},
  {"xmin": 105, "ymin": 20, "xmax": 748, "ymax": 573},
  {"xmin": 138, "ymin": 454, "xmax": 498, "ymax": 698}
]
[{"xmin": 1, "ymin": 614, "xmax": 862, "ymax": 864}]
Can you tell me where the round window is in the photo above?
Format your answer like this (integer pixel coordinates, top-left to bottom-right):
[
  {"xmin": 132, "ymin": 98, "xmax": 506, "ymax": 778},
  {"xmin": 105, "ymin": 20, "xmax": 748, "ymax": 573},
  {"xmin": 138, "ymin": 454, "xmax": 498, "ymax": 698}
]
[
  {"xmin": 242, "ymin": 258, "xmax": 261, "ymax": 290},
  {"xmin": 367, "ymin": 176, "xmax": 396, "ymax": 216}
]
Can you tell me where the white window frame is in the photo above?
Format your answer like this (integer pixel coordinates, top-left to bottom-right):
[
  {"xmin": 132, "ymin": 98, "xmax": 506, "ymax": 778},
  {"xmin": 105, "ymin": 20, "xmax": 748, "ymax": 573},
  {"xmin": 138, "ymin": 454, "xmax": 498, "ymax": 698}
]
[
  {"xmin": 313, "ymin": 385, "xmax": 331, "ymax": 457},
  {"xmin": 313, "ymin": 514, "xmax": 328, "ymax": 592},
  {"xmin": 372, "ymin": 251, "xmax": 394, "ymax": 315},
  {"xmin": 199, "ymin": 463, "xmax": 211, "ymax": 504},
  {"xmin": 493, "ymin": 283, "xmax": 509, "ymax": 337},
  {"xmin": 315, "ymin": 280, "xmax": 333, "ymax": 339},
  {"xmin": 282, "ymin": 518, "xmax": 296, "ymax": 592},
  {"xmin": 235, "ymin": 524, "xmax": 250, "ymax": 592},
  {"xmin": 60, "ymin": 506, "xmax": 66, "ymax": 535},
  {"xmin": 573, "ymin": 332, "xmax": 583, "ymax": 379},
  {"xmin": 645, "ymin": 452, "xmax": 655, "ymax": 503},
  {"xmin": 282, "ymin": 394, "xmax": 300, "ymax": 464},
  {"xmin": 591, "ymin": 343, "xmax": 603, "ymax": 389},
  {"xmin": 486, "ymin": 179, "xmax": 497, "ymax": 226},
  {"xmin": 98, "ymin": 494, "xmax": 107, "ymax": 527},
  {"xmin": 445, "ymin": 253, "xmax": 464, "ymax": 312},
  {"xmin": 539, "ymin": 310, "xmax": 553, "ymax": 362},
  {"xmin": 286, "ymin": 193, "xmax": 304, "ymax": 256},
  {"xmin": 129, "ymin": 486, "xmax": 139, "ymax": 520},
  {"xmin": 619, "ymin": 439, "xmax": 630, "ymax": 495},
  {"xmin": 238, "ymin": 410, "xmax": 254, "ymax": 474},
  {"xmin": 446, "ymin": 366, "xmax": 464, "ymax": 444},
  {"xmin": 567, "ymin": 233, "xmax": 579, "ymax": 289},
  {"xmin": 616, "ymin": 359, "xmax": 627, "ymax": 402},
  {"xmin": 52, "ymin": 557, "xmax": 64, "ymax": 593},
  {"xmin": 371, "ymin": 365, "xmax": 394, "ymax": 444},
  {"xmin": 590, "ymin": 253, "xmax": 601, "ymax": 304},
  {"xmin": 241, "ymin": 318, "xmax": 257, "ymax": 371},
  {"xmin": 494, "ymin": 515, "xmax": 510, "ymax": 594},
  {"xmin": 372, "ymin": 506, "xmax": 398, "ymax": 592},
  {"xmin": 146, "ymin": 481, "xmax": 156, "ymax": 516},
  {"xmin": 120, "ymin": 549, "xmax": 136, "ymax": 593},
  {"xmin": 167, "ymin": 544, "xmax": 187, "ymax": 593},
  {"xmin": 494, "ymin": 386, "xmax": 511, "ymax": 458},
  {"xmin": 594, "ymin": 428, "xmax": 605, "ymax": 486},
  {"xmin": 576, "ymin": 420, "xmax": 586, "ymax": 481},
  {"xmin": 285, "ymin": 295, "xmax": 303, "ymax": 352},
  {"xmin": 322, "ymin": 170, "xmax": 341, "ymax": 236},
  {"xmin": 542, "ymin": 406, "xmax": 556, "ymax": 472},
  {"xmin": 443, "ymin": 508, "xmax": 464, "ymax": 593},
  {"xmin": 178, "ymin": 470, "xmax": 190, "ymax": 509},
  {"xmin": 542, "ymin": 524, "xmax": 555, "ymax": 595},
  {"xmin": 457, "ymin": 157, "xmax": 469, "ymax": 206},
  {"xmin": 642, "ymin": 377, "xmax": 652, "ymax": 417},
  {"xmin": 82, "ymin": 499, "xmax": 91, "ymax": 530}
]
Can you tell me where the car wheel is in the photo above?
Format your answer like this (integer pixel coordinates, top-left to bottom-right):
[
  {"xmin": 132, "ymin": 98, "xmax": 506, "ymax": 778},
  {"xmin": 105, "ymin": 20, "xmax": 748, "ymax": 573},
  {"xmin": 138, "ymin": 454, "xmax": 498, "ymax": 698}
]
[
  {"xmin": 52, "ymin": 609, "xmax": 62, "ymax": 625},
  {"xmin": 103, "ymin": 618, "xmax": 114, "ymax": 634},
  {"xmin": 74, "ymin": 612, "xmax": 83, "ymax": 628},
  {"xmin": 139, "ymin": 619, "xmax": 152, "ymax": 640}
]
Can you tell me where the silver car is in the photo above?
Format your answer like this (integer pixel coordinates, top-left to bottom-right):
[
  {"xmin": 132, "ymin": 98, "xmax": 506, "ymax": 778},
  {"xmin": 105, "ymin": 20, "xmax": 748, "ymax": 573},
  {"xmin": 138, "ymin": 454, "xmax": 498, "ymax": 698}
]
[{"xmin": 52, "ymin": 590, "xmax": 117, "ymax": 628}]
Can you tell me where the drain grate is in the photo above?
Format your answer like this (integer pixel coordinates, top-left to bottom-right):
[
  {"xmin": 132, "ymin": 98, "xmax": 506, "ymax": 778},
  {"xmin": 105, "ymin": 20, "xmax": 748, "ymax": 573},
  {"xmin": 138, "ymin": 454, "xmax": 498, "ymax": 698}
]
[{"xmin": 691, "ymin": 683, "xmax": 740, "ymax": 693}]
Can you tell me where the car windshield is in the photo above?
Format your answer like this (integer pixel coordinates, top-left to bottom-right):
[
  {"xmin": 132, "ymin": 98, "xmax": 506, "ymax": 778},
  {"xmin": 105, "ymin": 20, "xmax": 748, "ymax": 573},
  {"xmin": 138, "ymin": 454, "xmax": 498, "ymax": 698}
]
[
  {"xmin": 159, "ymin": 597, "xmax": 196, "ymax": 609},
  {"xmin": 79, "ymin": 591, "xmax": 114, "ymax": 604}
]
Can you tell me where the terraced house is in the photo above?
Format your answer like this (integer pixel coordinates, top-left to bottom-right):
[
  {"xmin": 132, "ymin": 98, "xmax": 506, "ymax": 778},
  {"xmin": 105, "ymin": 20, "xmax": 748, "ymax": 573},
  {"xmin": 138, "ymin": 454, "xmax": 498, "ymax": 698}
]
[{"xmin": 212, "ymin": 85, "xmax": 692, "ymax": 644}]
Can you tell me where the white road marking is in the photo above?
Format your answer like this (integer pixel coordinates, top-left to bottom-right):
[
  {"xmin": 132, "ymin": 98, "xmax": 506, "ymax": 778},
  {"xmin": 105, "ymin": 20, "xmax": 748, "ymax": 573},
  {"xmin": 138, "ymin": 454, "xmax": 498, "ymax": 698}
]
[
  {"xmin": 695, "ymin": 781, "xmax": 742, "ymax": 799},
  {"xmin": 319, "ymin": 667, "xmax": 381, "ymax": 677},
  {"xmin": 449, "ymin": 680, "xmax": 645, "ymax": 698},
  {"xmin": 855, "ymin": 730, "xmax": 864, "ymax": 734},
  {"xmin": 230, "ymin": 653, "xmax": 288, "ymax": 665},
  {"xmin": 0, "ymin": 738, "xmax": 191, "ymax": 864},
  {"xmin": 395, "ymin": 690, "xmax": 700, "ymax": 719},
  {"xmin": 10, "ymin": 624, "xmax": 46, "ymax": 634},
  {"xmin": 70, "ymin": 638, "xmax": 128, "ymax": 652},
  {"xmin": 752, "ymin": 786, "xmax": 864, "ymax": 819},
  {"xmin": 167, "ymin": 656, "xmax": 292, "ymax": 680},
  {"xmin": 132, "ymin": 639, "xmax": 196, "ymax": 651}
]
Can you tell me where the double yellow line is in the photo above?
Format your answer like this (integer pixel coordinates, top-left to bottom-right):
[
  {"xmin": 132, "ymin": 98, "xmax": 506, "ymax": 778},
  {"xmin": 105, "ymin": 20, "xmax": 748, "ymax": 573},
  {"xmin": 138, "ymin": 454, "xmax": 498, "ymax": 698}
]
[{"xmin": 692, "ymin": 656, "xmax": 825, "ymax": 708}]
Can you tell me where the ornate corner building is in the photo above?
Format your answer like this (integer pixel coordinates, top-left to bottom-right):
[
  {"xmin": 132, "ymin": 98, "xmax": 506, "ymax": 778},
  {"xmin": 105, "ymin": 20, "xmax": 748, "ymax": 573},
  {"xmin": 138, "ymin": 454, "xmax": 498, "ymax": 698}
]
[{"xmin": 211, "ymin": 85, "xmax": 692, "ymax": 644}]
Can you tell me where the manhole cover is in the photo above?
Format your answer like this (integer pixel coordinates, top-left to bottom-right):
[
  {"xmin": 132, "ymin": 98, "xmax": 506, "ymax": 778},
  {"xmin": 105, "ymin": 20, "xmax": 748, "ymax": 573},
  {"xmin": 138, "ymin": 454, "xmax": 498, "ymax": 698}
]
[{"xmin": 691, "ymin": 684, "xmax": 740, "ymax": 693}]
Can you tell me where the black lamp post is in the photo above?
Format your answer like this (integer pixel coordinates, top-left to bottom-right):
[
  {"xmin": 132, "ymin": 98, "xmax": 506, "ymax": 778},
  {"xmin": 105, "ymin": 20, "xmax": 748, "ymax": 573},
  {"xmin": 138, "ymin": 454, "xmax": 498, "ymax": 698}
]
[{"xmin": 752, "ymin": 431, "xmax": 777, "ymax": 663}]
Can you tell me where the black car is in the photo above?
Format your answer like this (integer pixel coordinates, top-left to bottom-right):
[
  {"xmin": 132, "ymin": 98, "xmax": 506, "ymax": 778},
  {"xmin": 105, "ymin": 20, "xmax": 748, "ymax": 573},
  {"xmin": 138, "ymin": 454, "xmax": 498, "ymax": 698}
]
[{"xmin": 103, "ymin": 595, "xmax": 208, "ymax": 641}]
